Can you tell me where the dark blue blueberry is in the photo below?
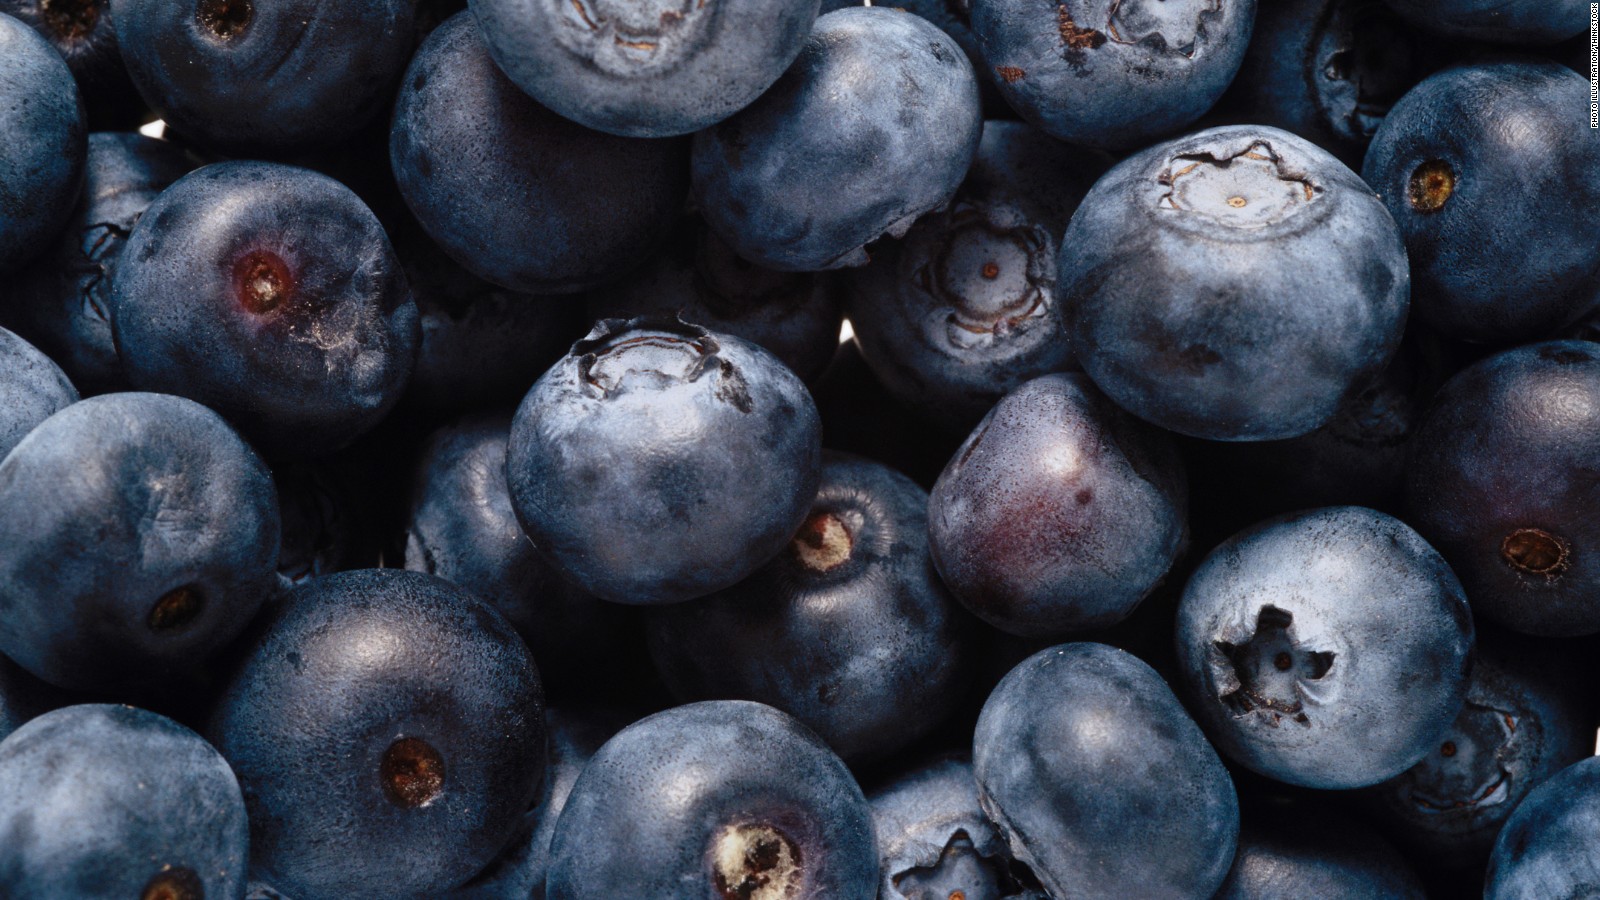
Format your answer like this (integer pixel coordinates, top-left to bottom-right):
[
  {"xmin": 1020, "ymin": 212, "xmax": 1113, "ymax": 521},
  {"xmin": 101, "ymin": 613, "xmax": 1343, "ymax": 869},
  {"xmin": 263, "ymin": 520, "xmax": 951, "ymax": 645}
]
[
  {"xmin": 692, "ymin": 7, "xmax": 981, "ymax": 271},
  {"xmin": 470, "ymin": 0, "xmax": 818, "ymax": 137},
  {"xmin": 1362, "ymin": 62, "xmax": 1600, "ymax": 342},
  {"xmin": 928, "ymin": 373, "xmax": 1188, "ymax": 637},
  {"xmin": 1175, "ymin": 506, "xmax": 1474, "ymax": 789},
  {"xmin": 111, "ymin": 0, "xmax": 413, "ymax": 155},
  {"xmin": 0, "ymin": 326, "xmax": 77, "ymax": 461},
  {"xmin": 645, "ymin": 452, "xmax": 978, "ymax": 762},
  {"xmin": 843, "ymin": 121, "xmax": 1107, "ymax": 429},
  {"xmin": 110, "ymin": 161, "xmax": 420, "ymax": 460},
  {"xmin": 1061, "ymin": 125, "xmax": 1409, "ymax": 440},
  {"xmin": 0, "ymin": 0, "xmax": 144, "ymax": 128},
  {"xmin": 1383, "ymin": 0, "xmax": 1589, "ymax": 44},
  {"xmin": 392, "ymin": 12, "xmax": 689, "ymax": 294},
  {"xmin": 507, "ymin": 317, "xmax": 823, "ymax": 605},
  {"xmin": 208, "ymin": 569, "xmax": 546, "ymax": 899},
  {"xmin": 0, "ymin": 704, "xmax": 248, "ymax": 899},
  {"xmin": 969, "ymin": 0, "xmax": 1256, "ymax": 149},
  {"xmin": 819, "ymin": 0, "xmax": 1010, "ymax": 116},
  {"xmin": 973, "ymin": 642, "xmax": 1239, "ymax": 899},
  {"xmin": 1485, "ymin": 755, "xmax": 1600, "ymax": 898},
  {"xmin": 0, "ymin": 392, "xmax": 278, "ymax": 692},
  {"xmin": 1215, "ymin": 802, "xmax": 1426, "ymax": 898},
  {"xmin": 545, "ymin": 700, "xmax": 878, "ymax": 900},
  {"xmin": 0, "ymin": 12, "xmax": 86, "ymax": 275}
]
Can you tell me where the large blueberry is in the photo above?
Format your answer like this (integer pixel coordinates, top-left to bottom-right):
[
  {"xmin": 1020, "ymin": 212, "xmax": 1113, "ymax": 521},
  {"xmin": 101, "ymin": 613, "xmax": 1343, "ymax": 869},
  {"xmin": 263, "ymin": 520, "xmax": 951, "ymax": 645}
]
[
  {"xmin": 1383, "ymin": 0, "xmax": 1588, "ymax": 43},
  {"xmin": 1062, "ymin": 124, "xmax": 1409, "ymax": 440},
  {"xmin": 1485, "ymin": 756, "xmax": 1600, "ymax": 898},
  {"xmin": 507, "ymin": 317, "xmax": 822, "ymax": 605},
  {"xmin": 1215, "ymin": 802, "xmax": 1425, "ymax": 898},
  {"xmin": 1175, "ymin": 506, "xmax": 1474, "ymax": 789},
  {"xmin": 0, "ymin": 326, "xmax": 77, "ymax": 461},
  {"xmin": 545, "ymin": 700, "xmax": 878, "ymax": 899},
  {"xmin": 0, "ymin": 11, "xmax": 86, "ymax": 275},
  {"xmin": 692, "ymin": 7, "xmax": 981, "ymax": 272}
]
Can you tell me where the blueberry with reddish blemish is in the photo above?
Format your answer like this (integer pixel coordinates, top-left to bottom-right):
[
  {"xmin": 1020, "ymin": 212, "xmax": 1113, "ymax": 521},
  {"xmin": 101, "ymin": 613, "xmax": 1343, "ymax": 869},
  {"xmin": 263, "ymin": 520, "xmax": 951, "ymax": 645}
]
[
  {"xmin": 0, "ymin": 327, "xmax": 77, "ymax": 461},
  {"xmin": 0, "ymin": 704, "xmax": 249, "ymax": 900},
  {"xmin": 545, "ymin": 700, "xmax": 878, "ymax": 900},
  {"xmin": 969, "ymin": 0, "xmax": 1256, "ymax": 149},
  {"xmin": 208, "ymin": 569, "xmax": 546, "ymax": 900},
  {"xmin": 1061, "ymin": 125, "xmax": 1409, "ymax": 441},
  {"xmin": 109, "ymin": 161, "xmax": 420, "ymax": 460},
  {"xmin": 0, "ymin": 12, "xmax": 86, "ymax": 275},
  {"xmin": 1363, "ymin": 62, "xmax": 1600, "ymax": 343},
  {"xmin": 644, "ymin": 452, "xmax": 978, "ymax": 762},
  {"xmin": 392, "ymin": 12, "xmax": 689, "ymax": 294},
  {"xmin": 928, "ymin": 373, "xmax": 1188, "ymax": 637},
  {"xmin": 111, "ymin": 0, "xmax": 413, "ymax": 155},
  {"xmin": 1215, "ymin": 802, "xmax": 1426, "ymax": 898},
  {"xmin": 0, "ymin": 0, "xmax": 144, "ymax": 128},
  {"xmin": 1382, "ymin": 0, "xmax": 1588, "ymax": 44},
  {"xmin": 692, "ymin": 6, "xmax": 982, "ymax": 272},
  {"xmin": 1405, "ymin": 341, "xmax": 1600, "ymax": 636},
  {"xmin": 470, "ymin": 0, "xmax": 817, "ymax": 137},
  {"xmin": 506, "ymin": 317, "xmax": 822, "ymax": 605},
  {"xmin": 0, "ymin": 393, "xmax": 279, "ymax": 692},
  {"xmin": 1485, "ymin": 755, "xmax": 1600, "ymax": 898},
  {"xmin": 1175, "ymin": 506, "xmax": 1474, "ymax": 789},
  {"xmin": 843, "ymin": 121, "xmax": 1108, "ymax": 430},
  {"xmin": 973, "ymin": 643, "xmax": 1239, "ymax": 900}
]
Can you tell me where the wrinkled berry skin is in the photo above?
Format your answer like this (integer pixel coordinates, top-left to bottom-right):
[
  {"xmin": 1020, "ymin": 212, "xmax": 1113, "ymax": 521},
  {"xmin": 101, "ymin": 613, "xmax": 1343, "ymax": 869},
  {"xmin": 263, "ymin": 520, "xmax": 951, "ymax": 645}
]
[
  {"xmin": 693, "ymin": 7, "xmax": 981, "ymax": 272},
  {"xmin": 392, "ymin": 13, "xmax": 689, "ymax": 294},
  {"xmin": 1485, "ymin": 756, "xmax": 1600, "ymax": 898},
  {"xmin": 929, "ymin": 374, "xmax": 1188, "ymax": 637},
  {"xmin": 0, "ymin": 12, "xmax": 86, "ymax": 275},
  {"xmin": 0, "ymin": 393, "xmax": 279, "ymax": 692},
  {"xmin": 1215, "ymin": 803, "xmax": 1425, "ymax": 898},
  {"xmin": 112, "ymin": 0, "xmax": 412, "ymax": 155},
  {"xmin": 0, "ymin": 327, "xmax": 77, "ymax": 461},
  {"xmin": 1062, "ymin": 125, "xmax": 1409, "ymax": 441},
  {"xmin": 974, "ymin": 643, "xmax": 1239, "ymax": 900},
  {"xmin": 1362, "ymin": 62, "xmax": 1600, "ymax": 343},
  {"xmin": 470, "ymin": 0, "xmax": 818, "ymax": 137},
  {"xmin": 208, "ymin": 569, "xmax": 546, "ymax": 900},
  {"xmin": 0, "ymin": 0, "xmax": 142, "ymax": 127},
  {"xmin": 1384, "ymin": 0, "xmax": 1587, "ymax": 44},
  {"xmin": 645, "ymin": 452, "xmax": 977, "ymax": 762},
  {"xmin": 1406, "ymin": 341, "xmax": 1600, "ymax": 636},
  {"xmin": 110, "ymin": 161, "xmax": 420, "ymax": 460},
  {"xmin": 970, "ymin": 0, "xmax": 1256, "ymax": 149},
  {"xmin": 1175, "ymin": 506, "xmax": 1474, "ymax": 789},
  {"xmin": 844, "ymin": 121, "xmax": 1106, "ymax": 429},
  {"xmin": 507, "ymin": 318, "xmax": 823, "ymax": 605},
  {"xmin": 545, "ymin": 700, "xmax": 878, "ymax": 900},
  {"xmin": 0, "ymin": 705, "xmax": 249, "ymax": 900}
]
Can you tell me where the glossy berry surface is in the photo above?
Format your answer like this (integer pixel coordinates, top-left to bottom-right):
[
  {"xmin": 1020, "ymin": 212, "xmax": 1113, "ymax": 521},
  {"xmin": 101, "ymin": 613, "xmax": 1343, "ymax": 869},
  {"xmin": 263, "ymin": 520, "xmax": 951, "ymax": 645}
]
[
  {"xmin": 1485, "ymin": 756, "xmax": 1600, "ymax": 899},
  {"xmin": 0, "ymin": 11, "xmax": 86, "ymax": 275}
]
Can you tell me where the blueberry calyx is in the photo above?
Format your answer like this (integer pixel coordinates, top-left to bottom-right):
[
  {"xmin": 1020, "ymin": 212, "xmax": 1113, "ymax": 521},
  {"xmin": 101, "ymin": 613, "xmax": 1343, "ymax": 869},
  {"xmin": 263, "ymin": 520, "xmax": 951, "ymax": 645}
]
[
  {"xmin": 575, "ymin": 317, "xmax": 755, "ymax": 411},
  {"xmin": 1212, "ymin": 605, "xmax": 1336, "ymax": 727},
  {"xmin": 148, "ymin": 585, "xmax": 205, "ymax": 632},
  {"xmin": 1500, "ymin": 527, "xmax": 1570, "ymax": 578},
  {"xmin": 380, "ymin": 737, "xmax": 446, "ymax": 809},
  {"xmin": 1401, "ymin": 700, "xmax": 1518, "ymax": 813},
  {"xmin": 141, "ymin": 867, "xmax": 205, "ymax": 900},
  {"xmin": 1104, "ymin": 0, "xmax": 1224, "ymax": 57},
  {"xmin": 1406, "ymin": 159, "xmax": 1455, "ymax": 213},
  {"xmin": 1157, "ymin": 140, "xmax": 1321, "ymax": 229},
  {"xmin": 232, "ymin": 250, "xmax": 293, "ymax": 316},
  {"xmin": 39, "ymin": 0, "xmax": 101, "ymax": 41},
  {"xmin": 791, "ymin": 509, "xmax": 856, "ymax": 573},
  {"xmin": 710, "ymin": 822, "xmax": 802, "ymax": 900},
  {"xmin": 195, "ymin": 0, "xmax": 252, "ymax": 40},
  {"xmin": 912, "ymin": 206, "xmax": 1052, "ymax": 349}
]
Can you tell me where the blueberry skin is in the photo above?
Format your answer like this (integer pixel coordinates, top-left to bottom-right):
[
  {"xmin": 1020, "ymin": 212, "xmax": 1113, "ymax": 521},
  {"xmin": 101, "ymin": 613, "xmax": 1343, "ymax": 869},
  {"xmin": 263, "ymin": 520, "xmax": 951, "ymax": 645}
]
[
  {"xmin": 973, "ymin": 643, "xmax": 1239, "ymax": 900},
  {"xmin": 819, "ymin": 0, "xmax": 1010, "ymax": 116},
  {"xmin": 0, "ymin": 326, "xmax": 77, "ymax": 461},
  {"xmin": 507, "ymin": 317, "xmax": 823, "ymax": 605},
  {"xmin": 843, "ymin": 121, "xmax": 1107, "ymax": 430},
  {"xmin": 645, "ymin": 452, "xmax": 977, "ymax": 762},
  {"xmin": 0, "ymin": 13, "xmax": 86, "ymax": 275},
  {"xmin": 1383, "ymin": 0, "xmax": 1588, "ymax": 44},
  {"xmin": 1062, "ymin": 125, "xmax": 1409, "ymax": 441},
  {"xmin": 692, "ymin": 7, "xmax": 982, "ymax": 272},
  {"xmin": 470, "ymin": 0, "xmax": 818, "ymax": 137},
  {"xmin": 208, "ymin": 569, "xmax": 546, "ymax": 900},
  {"xmin": 545, "ymin": 700, "xmax": 878, "ymax": 900},
  {"xmin": 929, "ymin": 373, "xmax": 1188, "ymax": 637},
  {"xmin": 1174, "ymin": 506, "xmax": 1474, "ymax": 790},
  {"xmin": 0, "ymin": 393, "xmax": 279, "ymax": 692},
  {"xmin": 392, "ymin": 12, "xmax": 689, "ymax": 294},
  {"xmin": 110, "ymin": 161, "xmax": 420, "ymax": 460},
  {"xmin": 0, "ymin": 0, "xmax": 144, "ymax": 127},
  {"xmin": 1214, "ymin": 804, "xmax": 1425, "ymax": 898},
  {"xmin": 1362, "ymin": 62, "xmax": 1600, "ymax": 343},
  {"xmin": 1485, "ymin": 756, "xmax": 1600, "ymax": 898},
  {"xmin": 0, "ymin": 704, "xmax": 248, "ymax": 899},
  {"xmin": 969, "ymin": 0, "xmax": 1256, "ymax": 149},
  {"xmin": 111, "ymin": 0, "xmax": 412, "ymax": 156},
  {"xmin": 4, "ymin": 132, "xmax": 192, "ymax": 395}
]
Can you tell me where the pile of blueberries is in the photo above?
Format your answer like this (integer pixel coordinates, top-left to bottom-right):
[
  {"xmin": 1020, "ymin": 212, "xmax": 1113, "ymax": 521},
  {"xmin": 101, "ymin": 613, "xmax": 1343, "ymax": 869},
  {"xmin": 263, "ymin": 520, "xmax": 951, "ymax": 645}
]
[{"xmin": 0, "ymin": 0, "xmax": 1597, "ymax": 895}]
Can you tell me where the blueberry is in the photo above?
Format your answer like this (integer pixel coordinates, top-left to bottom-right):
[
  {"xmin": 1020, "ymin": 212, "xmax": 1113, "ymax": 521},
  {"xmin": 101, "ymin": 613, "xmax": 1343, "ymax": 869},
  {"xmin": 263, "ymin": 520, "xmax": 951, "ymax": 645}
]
[
  {"xmin": 1215, "ymin": 802, "xmax": 1426, "ymax": 898},
  {"xmin": 1485, "ymin": 755, "xmax": 1600, "ymax": 898},
  {"xmin": 545, "ymin": 700, "xmax": 878, "ymax": 900},
  {"xmin": 692, "ymin": 7, "xmax": 982, "ymax": 271},
  {"xmin": 0, "ymin": 704, "xmax": 248, "ymax": 899},
  {"xmin": 469, "ymin": 0, "xmax": 819, "ymax": 137},
  {"xmin": 929, "ymin": 373, "xmax": 1188, "ymax": 637},
  {"xmin": 391, "ymin": 12, "xmax": 689, "ymax": 293},
  {"xmin": 645, "ymin": 452, "xmax": 978, "ymax": 762},
  {"xmin": 1383, "ymin": 0, "xmax": 1589, "ymax": 44},
  {"xmin": 1362, "ymin": 61, "xmax": 1600, "ymax": 342},
  {"xmin": 843, "ymin": 121, "xmax": 1108, "ymax": 429},
  {"xmin": 969, "ymin": 0, "xmax": 1256, "ymax": 149},
  {"xmin": 110, "ymin": 160, "xmax": 420, "ymax": 459},
  {"xmin": 973, "ymin": 642, "xmax": 1239, "ymax": 899},
  {"xmin": 0, "ymin": 326, "xmax": 77, "ymax": 461},
  {"xmin": 1061, "ymin": 125, "xmax": 1409, "ymax": 440},
  {"xmin": 0, "ymin": 0, "xmax": 143, "ymax": 127},
  {"xmin": 506, "ymin": 317, "xmax": 822, "ymax": 605},
  {"xmin": 1175, "ymin": 506, "xmax": 1474, "ymax": 789},
  {"xmin": 819, "ymin": 0, "xmax": 1010, "ymax": 116},
  {"xmin": 208, "ymin": 569, "xmax": 546, "ymax": 899},
  {"xmin": 0, "ymin": 11, "xmax": 86, "ymax": 275}
]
